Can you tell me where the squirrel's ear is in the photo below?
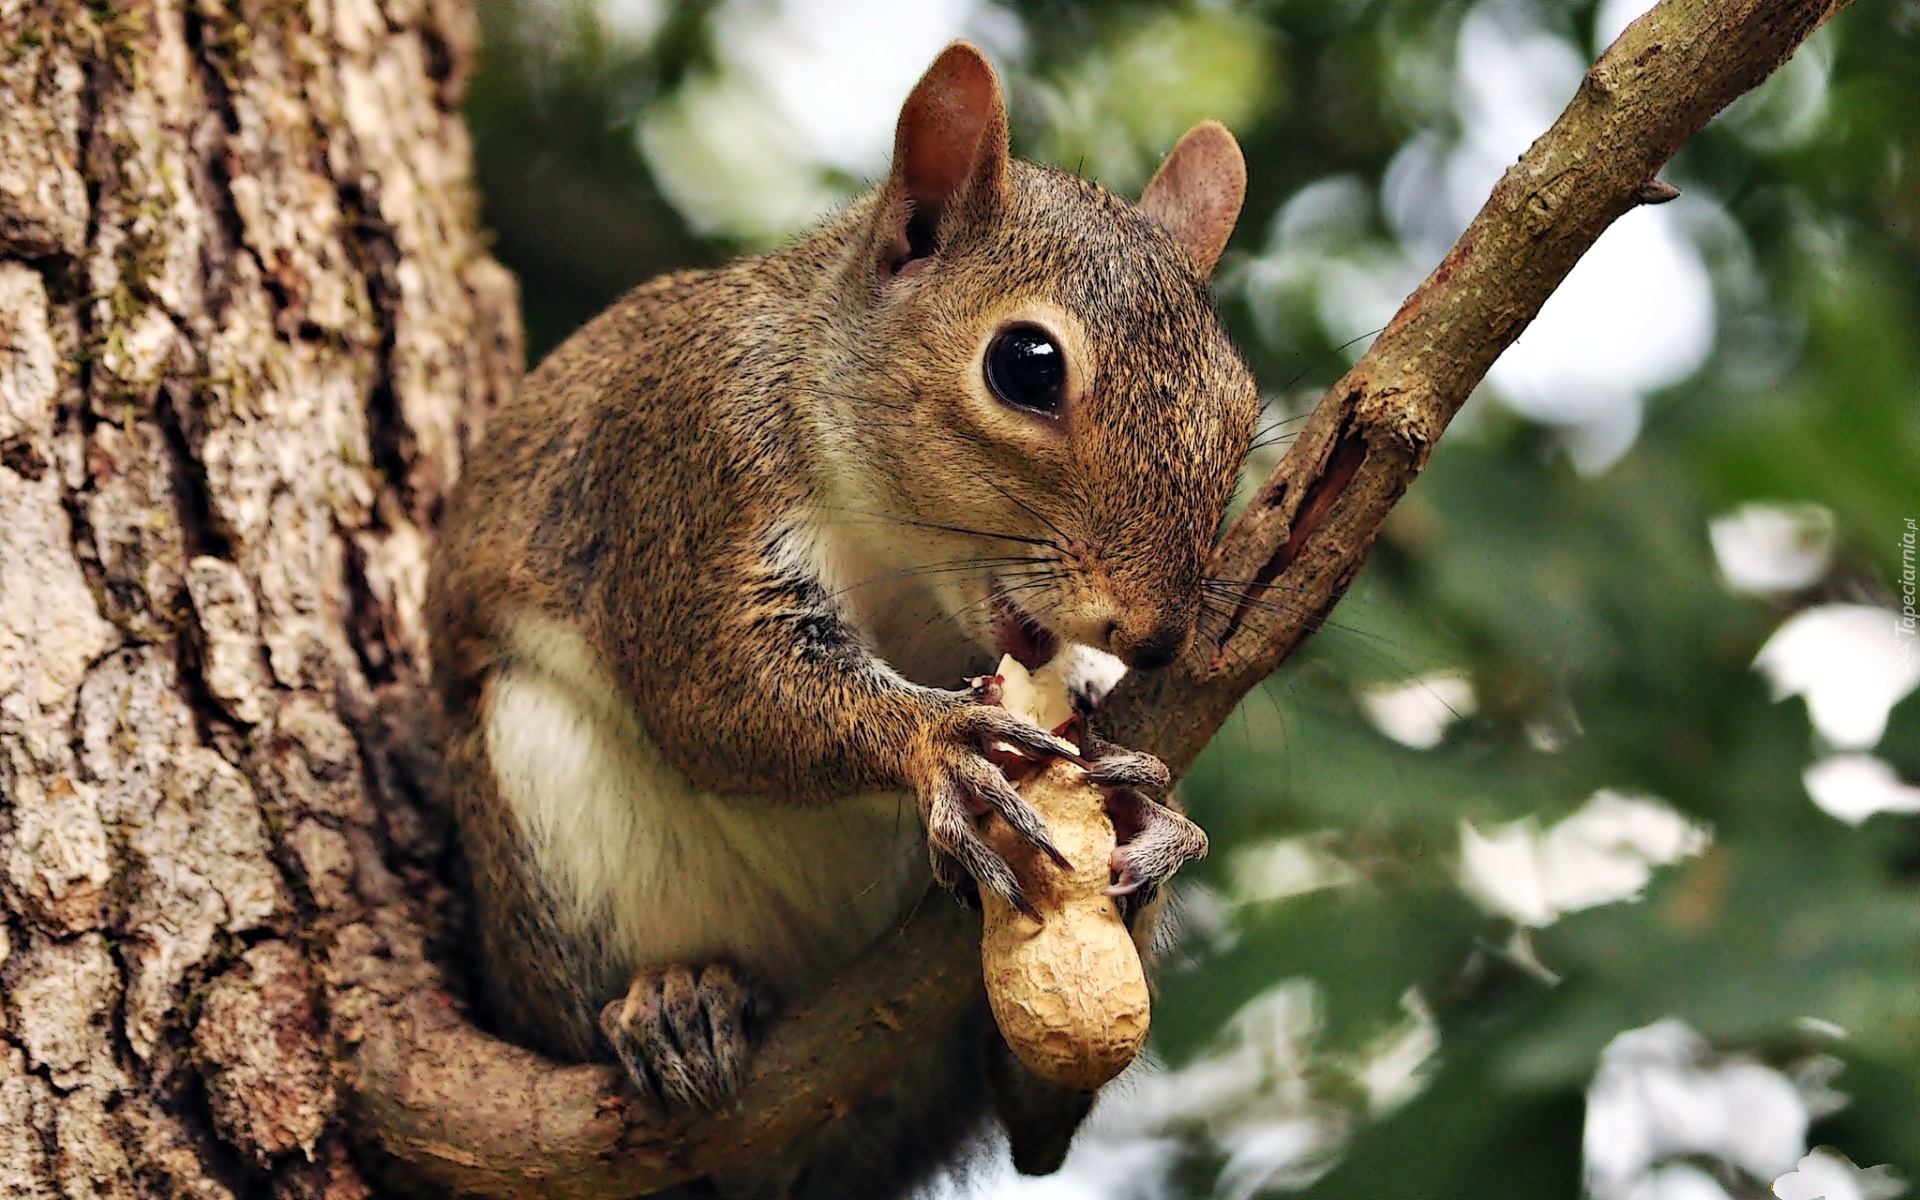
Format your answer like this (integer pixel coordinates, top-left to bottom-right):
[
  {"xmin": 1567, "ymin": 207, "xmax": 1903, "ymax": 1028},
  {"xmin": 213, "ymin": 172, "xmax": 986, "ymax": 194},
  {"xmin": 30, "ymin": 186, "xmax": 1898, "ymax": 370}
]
[
  {"xmin": 877, "ymin": 42, "xmax": 1010, "ymax": 280},
  {"xmin": 1139, "ymin": 121, "xmax": 1246, "ymax": 277}
]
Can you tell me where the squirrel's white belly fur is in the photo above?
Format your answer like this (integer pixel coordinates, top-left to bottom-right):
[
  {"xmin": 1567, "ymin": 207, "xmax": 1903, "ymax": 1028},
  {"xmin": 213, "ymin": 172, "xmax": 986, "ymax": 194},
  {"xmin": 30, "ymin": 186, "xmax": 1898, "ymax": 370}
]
[{"xmin": 485, "ymin": 614, "xmax": 930, "ymax": 996}]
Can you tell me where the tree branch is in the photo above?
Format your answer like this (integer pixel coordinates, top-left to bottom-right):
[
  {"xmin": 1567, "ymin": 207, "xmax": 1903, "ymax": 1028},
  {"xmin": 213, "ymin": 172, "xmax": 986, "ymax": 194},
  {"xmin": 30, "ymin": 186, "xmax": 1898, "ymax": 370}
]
[
  {"xmin": 338, "ymin": 902, "xmax": 982, "ymax": 1198},
  {"xmin": 1102, "ymin": 0, "xmax": 1853, "ymax": 765},
  {"xmin": 338, "ymin": 0, "xmax": 1851, "ymax": 1193}
]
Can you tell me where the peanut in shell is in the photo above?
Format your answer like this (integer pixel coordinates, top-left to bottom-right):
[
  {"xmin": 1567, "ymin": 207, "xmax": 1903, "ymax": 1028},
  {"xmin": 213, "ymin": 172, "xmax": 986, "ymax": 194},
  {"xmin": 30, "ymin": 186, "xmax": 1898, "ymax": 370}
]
[{"xmin": 978, "ymin": 656, "xmax": 1150, "ymax": 1090}]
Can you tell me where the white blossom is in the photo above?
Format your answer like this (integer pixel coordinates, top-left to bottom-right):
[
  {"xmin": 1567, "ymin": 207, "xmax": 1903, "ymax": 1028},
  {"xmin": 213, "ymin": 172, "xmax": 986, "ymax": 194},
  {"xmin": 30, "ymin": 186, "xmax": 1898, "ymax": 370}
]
[
  {"xmin": 1358, "ymin": 671, "xmax": 1476, "ymax": 749},
  {"xmin": 1228, "ymin": 836, "xmax": 1360, "ymax": 906},
  {"xmin": 1755, "ymin": 605, "xmax": 1920, "ymax": 750},
  {"xmin": 1709, "ymin": 503, "xmax": 1835, "ymax": 594},
  {"xmin": 1351, "ymin": 990, "xmax": 1440, "ymax": 1115},
  {"xmin": 1773, "ymin": 1150, "xmax": 1908, "ymax": 1200},
  {"xmin": 1459, "ymin": 791, "xmax": 1710, "ymax": 927},
  {"xmin": 1802, "ymin": 755, "xmax": 1920, "ymax": 825},
  {"xmin": 1630, "ymin": 1163, "xmax": 1735, "ymax": 1200},
  {"xmin": 1585, "ymin": 1020, "xmax": 1809, "ymax": 1200}
]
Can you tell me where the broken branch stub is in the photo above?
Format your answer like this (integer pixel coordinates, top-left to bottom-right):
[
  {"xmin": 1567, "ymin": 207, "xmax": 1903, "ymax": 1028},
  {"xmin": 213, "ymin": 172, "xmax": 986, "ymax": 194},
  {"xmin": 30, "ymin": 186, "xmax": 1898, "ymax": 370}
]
[{"xmin": 339, "ymin": 0, "xmax": 1855, "ymax": 1194}]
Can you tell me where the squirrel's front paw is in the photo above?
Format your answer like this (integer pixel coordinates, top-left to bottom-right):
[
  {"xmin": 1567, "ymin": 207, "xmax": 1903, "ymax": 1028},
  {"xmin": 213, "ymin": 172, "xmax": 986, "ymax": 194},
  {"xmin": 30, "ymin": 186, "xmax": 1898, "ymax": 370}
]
[
  {"xmin": 1102, "ymin": 780, "xmax": 1207, "ymax": 916},
  {"xmin": 915, "ymin": 702, "xmax": 1080, "ymax": 916},
  {"xmin": 600, "ymin": 963, "xmax": 766, "ymax": 1113}
]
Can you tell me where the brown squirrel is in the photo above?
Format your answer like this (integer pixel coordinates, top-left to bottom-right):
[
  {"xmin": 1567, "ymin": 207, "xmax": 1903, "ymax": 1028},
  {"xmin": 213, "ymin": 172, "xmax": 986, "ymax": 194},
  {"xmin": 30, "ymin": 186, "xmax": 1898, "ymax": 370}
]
[{"xmin": 428, "ymin": 41, "xmax": 1255, "ymax": 1199}]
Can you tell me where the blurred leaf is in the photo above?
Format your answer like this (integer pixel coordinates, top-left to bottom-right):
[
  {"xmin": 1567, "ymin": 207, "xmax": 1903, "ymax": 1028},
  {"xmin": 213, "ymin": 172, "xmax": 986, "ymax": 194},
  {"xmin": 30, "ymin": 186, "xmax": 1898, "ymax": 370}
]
[
  {"xmin": 1156, "ymin": 882, "xmax": 1484, "ymax": 1064},
  {"xmin": 1034, "ymin": 7, "xmax": 1279, "ymax": 191},
  {"xmin": 1300, "ymin": 1020, "xmax": 1587, "ymax": 1200}
]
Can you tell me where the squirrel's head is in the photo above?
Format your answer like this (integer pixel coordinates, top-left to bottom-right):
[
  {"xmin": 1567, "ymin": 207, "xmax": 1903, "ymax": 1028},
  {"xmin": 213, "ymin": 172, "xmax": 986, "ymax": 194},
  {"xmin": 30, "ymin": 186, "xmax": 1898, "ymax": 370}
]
[{"xmin": 816, "ymin": 42, "xmax": 1258, "ymax": 674}]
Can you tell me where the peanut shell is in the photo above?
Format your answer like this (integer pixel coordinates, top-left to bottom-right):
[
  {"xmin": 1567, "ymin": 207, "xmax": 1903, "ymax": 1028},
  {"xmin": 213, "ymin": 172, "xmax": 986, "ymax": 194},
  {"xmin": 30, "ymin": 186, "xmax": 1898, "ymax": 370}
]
[{"xmin": 978, "ymin": 656, "xmax": 1149, "ymax": 1090}]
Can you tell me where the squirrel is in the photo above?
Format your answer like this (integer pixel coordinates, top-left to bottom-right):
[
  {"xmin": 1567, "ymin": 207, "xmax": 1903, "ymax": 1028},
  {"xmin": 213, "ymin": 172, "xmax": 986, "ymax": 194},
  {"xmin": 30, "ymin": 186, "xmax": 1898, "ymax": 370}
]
[{"xmin": 427, "ymin": 41, "xmax": 1256, "ymax": 1200}]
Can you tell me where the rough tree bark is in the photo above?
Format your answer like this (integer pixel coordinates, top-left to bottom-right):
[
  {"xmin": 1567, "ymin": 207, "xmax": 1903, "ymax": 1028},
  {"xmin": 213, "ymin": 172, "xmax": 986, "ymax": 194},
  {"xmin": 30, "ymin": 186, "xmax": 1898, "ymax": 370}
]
[
  {"xmin": 0, "ymin": 0, "xmax": 1847, "ymax": 1198},
  {"xmin": 0, "ymin": 0, "xmax": 518, "ymax": 1195}
]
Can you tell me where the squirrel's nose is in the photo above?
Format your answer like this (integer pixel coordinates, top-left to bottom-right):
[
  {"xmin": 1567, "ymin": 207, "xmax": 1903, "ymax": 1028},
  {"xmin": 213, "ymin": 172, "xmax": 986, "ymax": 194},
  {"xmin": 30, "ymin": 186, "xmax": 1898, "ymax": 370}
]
[{"xmin": 1106, "ymin": 616, "xmax": 1192, "ymax": 671}]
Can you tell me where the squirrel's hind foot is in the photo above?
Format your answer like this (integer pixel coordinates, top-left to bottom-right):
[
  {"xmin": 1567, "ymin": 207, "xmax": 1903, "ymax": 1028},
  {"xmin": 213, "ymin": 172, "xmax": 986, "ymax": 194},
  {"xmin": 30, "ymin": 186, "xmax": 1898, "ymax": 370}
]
[{"xmin": 600, "ymin": 962, "xmax": 768, "ymax": 1113}]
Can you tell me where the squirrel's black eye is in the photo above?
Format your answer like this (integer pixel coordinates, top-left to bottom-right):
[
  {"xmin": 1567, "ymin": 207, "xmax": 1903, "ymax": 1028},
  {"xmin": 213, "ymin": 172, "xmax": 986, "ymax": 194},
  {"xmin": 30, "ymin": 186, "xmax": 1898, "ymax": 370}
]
[{"xmin": 984, "ymin": 325, "xmax": 1067, "ymax": 415}]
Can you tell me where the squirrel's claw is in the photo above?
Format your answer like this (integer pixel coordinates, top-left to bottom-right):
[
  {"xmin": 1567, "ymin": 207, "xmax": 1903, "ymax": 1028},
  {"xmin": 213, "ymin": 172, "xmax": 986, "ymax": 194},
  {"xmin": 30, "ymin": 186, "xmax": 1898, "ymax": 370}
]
[
  {"xmin": 600, "ymin": 963, "xmax": 764, "ymax": 1114},
  {"xmin": 968, "ymin": 705, "xmax": 1081, "ymax": 764},
  {"xmin": 1084, "ymin": 749, "xmax": 1171, "ymax": 792},
  {"xmin": 954, "ymin": 756, "xmax": 1071, "ymax": 869},
  {"xmin": 917, "ymin": 699, "xmax": 1089, "ymax": 914},
  {"xmin": 1103, "ymin": 789, "xmax": 1208, "ymax": 911},
  {"xmin": 1083, "ymin": 745, "xmax": 1193, "ymax": 911},
  {"xmin": 925, "ymin": 782, "xmax": 1038, "ymax": 918}
]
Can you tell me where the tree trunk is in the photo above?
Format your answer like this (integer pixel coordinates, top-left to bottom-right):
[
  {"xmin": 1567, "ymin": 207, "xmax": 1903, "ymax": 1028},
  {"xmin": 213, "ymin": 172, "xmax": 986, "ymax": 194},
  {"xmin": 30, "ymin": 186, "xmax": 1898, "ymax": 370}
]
[{"xmin": 0, "ymin": 0, "xmax": 518, "ymax": 1194}]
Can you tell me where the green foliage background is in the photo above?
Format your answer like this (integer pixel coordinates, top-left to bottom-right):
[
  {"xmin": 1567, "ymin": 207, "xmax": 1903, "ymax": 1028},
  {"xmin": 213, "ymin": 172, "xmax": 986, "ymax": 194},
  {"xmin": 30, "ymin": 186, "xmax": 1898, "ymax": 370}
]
[{"xmin": 465, "ymin": 0, "xmax": 1918, "ymax": 1192}]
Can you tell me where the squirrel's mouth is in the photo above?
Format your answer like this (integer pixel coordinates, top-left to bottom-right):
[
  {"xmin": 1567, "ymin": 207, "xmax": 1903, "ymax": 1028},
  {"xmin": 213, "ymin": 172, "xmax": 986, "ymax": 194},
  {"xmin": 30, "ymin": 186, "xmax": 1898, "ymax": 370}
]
[{"xmin": 991, "ymin": 589, "xmax": 1059, "ymax": 671}]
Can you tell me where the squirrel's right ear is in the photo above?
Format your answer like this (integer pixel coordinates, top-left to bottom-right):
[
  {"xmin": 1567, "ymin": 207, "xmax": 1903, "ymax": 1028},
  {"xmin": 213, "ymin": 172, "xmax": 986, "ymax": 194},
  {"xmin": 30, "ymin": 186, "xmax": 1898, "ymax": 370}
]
[
  {"xmin": 1140, "ymin": 121, "xmax": 1246, "ymax": 277},
  {"xmin": 875, "ymin": 42, "xmax": 1010, "ymax": 282}
]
